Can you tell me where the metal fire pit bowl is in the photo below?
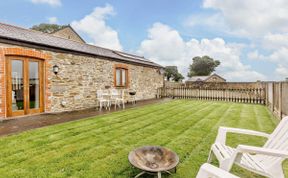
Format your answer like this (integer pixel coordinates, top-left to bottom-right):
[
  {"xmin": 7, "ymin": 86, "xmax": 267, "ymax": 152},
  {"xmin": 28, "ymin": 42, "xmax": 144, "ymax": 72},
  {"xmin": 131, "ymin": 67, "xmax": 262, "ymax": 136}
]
[
  {"xmin": 129, "ymin": 91, "xmax": 136, "ymax": 96},
  {"xmin": 128, "ymin": 146, "xmax": 179, "ymax": 178}
]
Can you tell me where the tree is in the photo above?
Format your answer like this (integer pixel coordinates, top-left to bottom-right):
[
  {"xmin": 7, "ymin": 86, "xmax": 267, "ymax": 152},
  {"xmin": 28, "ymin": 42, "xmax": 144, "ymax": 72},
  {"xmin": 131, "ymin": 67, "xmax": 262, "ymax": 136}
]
[
  {"xmin": 173, "ymin": 72, "xmax": 184, "ymax": 82},
  {"xmin": 187, "ymin": 56, "xmax": 220, "ymax": 77},
  {"xmin": 31, "ymin": 23, "xmax": 66, "ymax": 33},
  {"xmin": 164, "ymin": 66, "xmax": 184, "ymax": 82}
]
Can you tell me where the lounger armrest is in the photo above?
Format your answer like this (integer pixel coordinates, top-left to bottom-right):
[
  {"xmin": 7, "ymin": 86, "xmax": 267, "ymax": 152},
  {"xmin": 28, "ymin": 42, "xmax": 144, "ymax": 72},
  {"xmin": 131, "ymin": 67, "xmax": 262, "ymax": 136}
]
[
  {"xmin": 196, "ymin": 163, "xmax": 240, "ymax": 178},
  {"xmin": 215, "ymin": 127, "xmax": 270, "ymax": 144},
  {"xmin": 236, "ymin": 145, "xmax": 288, "ymax": 158}
]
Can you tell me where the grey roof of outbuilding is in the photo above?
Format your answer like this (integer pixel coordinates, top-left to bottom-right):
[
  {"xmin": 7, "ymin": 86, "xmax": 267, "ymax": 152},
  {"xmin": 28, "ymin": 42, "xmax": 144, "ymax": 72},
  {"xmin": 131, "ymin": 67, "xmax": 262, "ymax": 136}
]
[
  {"xmin": 0, "ymin": 22, "xmax": 162, "ymax": 68},
  {"xmin": 186, "ymin": 76, "xmax": 210, "ymax": 82},
  {"xmin": 186, "ymin": 73, "xmax": 226, "ymax": 82}
]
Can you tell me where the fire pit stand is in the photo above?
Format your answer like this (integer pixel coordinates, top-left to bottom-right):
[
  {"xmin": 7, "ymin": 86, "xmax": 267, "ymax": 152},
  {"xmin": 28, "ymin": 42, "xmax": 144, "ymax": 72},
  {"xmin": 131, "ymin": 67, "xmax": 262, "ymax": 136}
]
[
  {"xmin": 134, "ymin": 169, "xmax": 174, "ymax": 178},
  {"xmin": 128, "ymin": 146, "xmax": 179, "ymax": 178},
  {"xmin": 128, "ymin": 91, "xmax": 136, "ymax": 105}
]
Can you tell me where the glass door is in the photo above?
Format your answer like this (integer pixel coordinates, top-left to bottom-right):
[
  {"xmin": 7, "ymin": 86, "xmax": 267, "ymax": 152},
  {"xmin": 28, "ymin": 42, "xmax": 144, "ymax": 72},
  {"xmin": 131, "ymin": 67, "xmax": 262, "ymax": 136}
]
[
  {"xmin": 7, "ymin": 57, "xmax": 44, "ymax": 117},
  {"xmin": 28, "ymin": 60, "xmax": 43, "ymax": 114},
  {"xmin": 10, "ymin": 59, "xmax": 25, "ymax": 116}
]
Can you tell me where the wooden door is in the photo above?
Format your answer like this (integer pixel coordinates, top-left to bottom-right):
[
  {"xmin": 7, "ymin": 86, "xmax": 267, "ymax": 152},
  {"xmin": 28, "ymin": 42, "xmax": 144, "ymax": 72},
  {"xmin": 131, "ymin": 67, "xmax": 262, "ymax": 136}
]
[{"xmin": 6, "ymin": 57, "xmax": 44, "ymax": 117}]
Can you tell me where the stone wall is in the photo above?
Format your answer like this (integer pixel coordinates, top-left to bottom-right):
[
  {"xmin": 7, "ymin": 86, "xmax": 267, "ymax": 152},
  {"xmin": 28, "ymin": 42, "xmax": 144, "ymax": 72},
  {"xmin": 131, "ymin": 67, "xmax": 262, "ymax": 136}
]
[
  {"xmin": 0, "ymin": 43, "xmax": 164, "ymax": 117},
  {"xmin": 205, "ymin": 76, "xmax": 225, "ymax": 82},
  {"xmin": 49, "ymin": 53, "xmax": 164, "ymax": 112}
]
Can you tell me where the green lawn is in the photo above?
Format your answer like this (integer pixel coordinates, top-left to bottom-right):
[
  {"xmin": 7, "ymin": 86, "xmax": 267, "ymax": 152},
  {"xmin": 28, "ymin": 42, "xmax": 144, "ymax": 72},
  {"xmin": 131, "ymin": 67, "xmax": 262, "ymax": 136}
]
[{"xmin": 0, "ymin": 100, "xmax": 286, "ymax": 178}]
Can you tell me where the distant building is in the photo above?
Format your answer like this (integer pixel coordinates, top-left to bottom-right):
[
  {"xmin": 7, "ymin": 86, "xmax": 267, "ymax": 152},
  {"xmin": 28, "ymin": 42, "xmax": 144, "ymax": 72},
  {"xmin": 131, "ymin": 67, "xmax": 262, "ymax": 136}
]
[
  {"xmin": 50, "ymin": 25, "xmax": 86, "ymax": 43},
  {"xmin": 186, "ymin": 73, "xmax": 226, "ymax": 84}
]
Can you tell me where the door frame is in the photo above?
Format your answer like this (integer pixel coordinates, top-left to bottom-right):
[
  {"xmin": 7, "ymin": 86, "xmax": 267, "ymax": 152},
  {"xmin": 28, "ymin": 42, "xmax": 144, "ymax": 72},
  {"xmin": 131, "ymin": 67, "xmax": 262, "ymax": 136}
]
[{"xmin": 6, "ymin": 56, "xmax": 44, "ymax": 117}]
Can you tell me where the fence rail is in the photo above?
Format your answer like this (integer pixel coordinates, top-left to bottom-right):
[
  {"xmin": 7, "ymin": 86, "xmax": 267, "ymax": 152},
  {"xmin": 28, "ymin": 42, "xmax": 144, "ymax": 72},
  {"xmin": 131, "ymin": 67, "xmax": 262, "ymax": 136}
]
[{"xmin": 157, "ymin": 87, "xmax": 266, "ymax": 104}]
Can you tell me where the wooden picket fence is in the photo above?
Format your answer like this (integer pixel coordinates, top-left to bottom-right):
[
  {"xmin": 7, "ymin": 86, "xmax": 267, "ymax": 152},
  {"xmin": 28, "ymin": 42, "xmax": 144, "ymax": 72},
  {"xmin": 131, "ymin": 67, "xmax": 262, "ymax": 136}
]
[
  {"xmin": 266, "ymin": 82, "xmax": 288, "ymax": 118},
  {"xmin": 157, "ymin": 86, "xmax": 266, "ymax": 104}
]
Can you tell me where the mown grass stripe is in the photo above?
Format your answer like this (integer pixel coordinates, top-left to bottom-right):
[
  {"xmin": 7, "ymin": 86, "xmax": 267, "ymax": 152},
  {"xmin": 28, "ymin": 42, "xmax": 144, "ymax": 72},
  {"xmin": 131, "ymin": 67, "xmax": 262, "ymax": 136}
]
[{"xmin": 173, "ymin": 102, "xmax": 236, "ymax": 178}]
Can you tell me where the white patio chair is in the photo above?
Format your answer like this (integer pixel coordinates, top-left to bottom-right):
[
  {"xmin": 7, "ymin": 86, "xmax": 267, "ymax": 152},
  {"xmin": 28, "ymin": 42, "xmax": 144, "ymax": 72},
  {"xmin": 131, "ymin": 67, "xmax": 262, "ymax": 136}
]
[
  {"xmin": 208, "ymin": 116, "xmax": 288, "ymax": 178},
  {"xmin": 196, "ymin": 163, "xmax": 239, "ymax": 178},
  {"xmin": 109, "ymin": 88, "xmax": 120, "ymax": 109},
  {"xmin": 96, "ymin": 90, "xmax": 110, "ymax": 111},
  {"xmin": 115, "ymin": 89, "xmax": 125, "ymax": 109}
]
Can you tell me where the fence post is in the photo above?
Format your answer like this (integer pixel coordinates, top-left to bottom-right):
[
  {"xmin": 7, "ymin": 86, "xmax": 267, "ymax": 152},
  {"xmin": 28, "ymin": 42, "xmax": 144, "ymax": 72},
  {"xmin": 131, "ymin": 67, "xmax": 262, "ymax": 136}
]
[
  {"xmin": 265, "ymin": 83, "xmax": 268, "ymax": 105},
  {"xmin": 279, "ymin": 82, "xmax": 282, "ymax": 119},
  {"xmin": 272, "ymin": 83, "xmax": 275, "ymax": 112}
]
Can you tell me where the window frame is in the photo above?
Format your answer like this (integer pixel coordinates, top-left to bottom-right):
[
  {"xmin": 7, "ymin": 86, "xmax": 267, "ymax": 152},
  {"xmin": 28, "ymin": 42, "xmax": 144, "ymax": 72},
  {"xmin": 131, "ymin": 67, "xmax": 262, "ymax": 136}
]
[{"xmin": 114, "ymin": 64, "xmax": 129, "ymax": 88}]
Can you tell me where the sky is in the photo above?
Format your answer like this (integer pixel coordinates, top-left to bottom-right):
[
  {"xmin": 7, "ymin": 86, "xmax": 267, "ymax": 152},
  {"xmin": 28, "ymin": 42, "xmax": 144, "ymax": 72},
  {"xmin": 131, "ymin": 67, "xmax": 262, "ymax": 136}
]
[{"xmin": 0, "ymin": 0, "xmax": 288, "ymax": 82}]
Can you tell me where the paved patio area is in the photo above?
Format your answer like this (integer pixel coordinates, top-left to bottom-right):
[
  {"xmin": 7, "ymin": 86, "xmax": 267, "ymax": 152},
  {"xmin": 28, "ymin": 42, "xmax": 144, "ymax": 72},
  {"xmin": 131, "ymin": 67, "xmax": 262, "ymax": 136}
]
[{"xmin": 0, "ymin": 98, "xmax": 169, "ymax": 136}]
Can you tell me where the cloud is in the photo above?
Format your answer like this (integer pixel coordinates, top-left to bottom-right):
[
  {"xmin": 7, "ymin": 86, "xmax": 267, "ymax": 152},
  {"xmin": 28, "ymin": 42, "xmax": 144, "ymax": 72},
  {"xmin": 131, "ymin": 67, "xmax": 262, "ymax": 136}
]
[
  {"xmin": 71, "ymin": 4, "xmax": 122, "ymax": 51},
  {"xmin": 138, "ymin": 23, "xmax": 265, "ymax": 82},
  {"xmin": 276, "ymin": 65, "xmax": 288, "ymax": 77},
  {"xmin": 247, "ymin": 47, "xmax": 288, "ymax": 78},
  {"xmin": 31, "ymin": 0, "xmax": 61, "ymax": 7},
  {"xmin": 269, "ymin": 48, "xmax": 288, "ymax": 77},
  {"xmin": 247, "ymin": 50, "xmax": 261, "ymax": 60},
  {"xmin": 203, "ymin": 0, "xmax": 288, "ymax": 36},
  {"xmin": 47, "ymin": 17, "xmax": 58, "ymax": 24},
  {"xmin": 246, "ymin": 33, "xmax": 288, "ymax": 79},
  {"xmin": 138, "ymin": 23, "xmax": 186, "ymax": 64},
  {"xmin": 263, "ymin": 33, "xmax": 288, "ymax": 50},
  {"xmin": 184, "ymin": 13, "xmax": 227, "ymax": 31}
]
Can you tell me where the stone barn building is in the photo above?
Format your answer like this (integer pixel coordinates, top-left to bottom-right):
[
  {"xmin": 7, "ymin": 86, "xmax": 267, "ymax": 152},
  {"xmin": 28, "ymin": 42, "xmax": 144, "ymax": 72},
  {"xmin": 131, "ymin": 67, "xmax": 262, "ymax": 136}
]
[
  {"xmin": 0, "ymin": 22, "xmax": 164, "ymax": 119},
  {"xmin": 186, "ymin": 73, "xmax": 226, "ymax": 84},
  {"xmin": 50, "ymin": 25, "xmax": 86, "ymax": 44}
]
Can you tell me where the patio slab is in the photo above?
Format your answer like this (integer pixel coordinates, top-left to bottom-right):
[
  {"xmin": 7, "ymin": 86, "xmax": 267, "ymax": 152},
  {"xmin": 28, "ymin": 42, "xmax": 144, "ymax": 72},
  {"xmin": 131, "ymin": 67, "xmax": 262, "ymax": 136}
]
[{"xmin": 0, "ymin": 98, "xmax": 169, "ymax": 136}]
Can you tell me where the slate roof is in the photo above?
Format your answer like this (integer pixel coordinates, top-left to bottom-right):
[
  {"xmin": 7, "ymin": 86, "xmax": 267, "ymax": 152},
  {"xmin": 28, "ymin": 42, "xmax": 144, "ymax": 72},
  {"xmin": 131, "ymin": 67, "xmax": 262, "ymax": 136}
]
[
  {"xmin": 187, "ymin": 76, "xmax": 210, "ymax": 82},
  {"xmin": 0, "ymin": 22, "xmax": 162, "ymax": 68}
]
